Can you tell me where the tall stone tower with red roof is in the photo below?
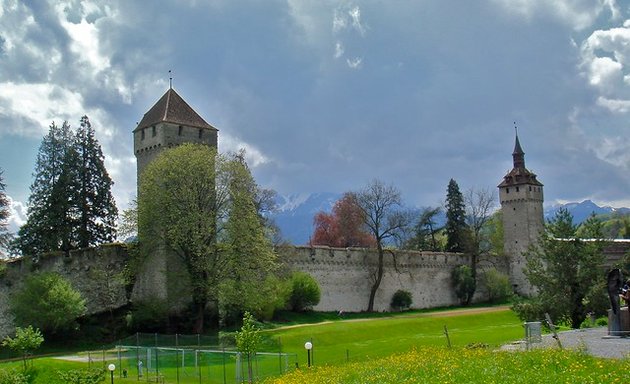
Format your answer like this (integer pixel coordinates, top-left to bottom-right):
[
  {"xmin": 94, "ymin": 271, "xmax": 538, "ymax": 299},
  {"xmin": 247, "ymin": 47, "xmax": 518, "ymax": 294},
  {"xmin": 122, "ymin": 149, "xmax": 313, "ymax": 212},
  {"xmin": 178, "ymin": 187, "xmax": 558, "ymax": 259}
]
[
  {"xmin": 132, "ymin": 87, "xmax": 218, "ymax": 305},
  {"xmin": 498, "ymin": 132, "xmax": 544, "ymax": 295}
]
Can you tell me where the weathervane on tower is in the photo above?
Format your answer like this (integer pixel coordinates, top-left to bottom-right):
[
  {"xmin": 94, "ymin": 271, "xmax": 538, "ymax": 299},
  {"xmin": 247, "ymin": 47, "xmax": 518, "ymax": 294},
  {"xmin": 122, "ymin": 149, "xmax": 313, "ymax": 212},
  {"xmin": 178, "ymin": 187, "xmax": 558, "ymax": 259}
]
[{"xmin": 169, "ymin": 70, "xmax": 173, "ymax": 89}]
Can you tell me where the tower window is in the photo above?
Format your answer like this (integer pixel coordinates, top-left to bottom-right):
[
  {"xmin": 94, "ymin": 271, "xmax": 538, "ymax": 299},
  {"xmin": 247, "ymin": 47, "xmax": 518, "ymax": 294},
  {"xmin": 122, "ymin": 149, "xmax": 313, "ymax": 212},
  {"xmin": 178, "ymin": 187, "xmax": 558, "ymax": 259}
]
[
  {"xmin": 152, "ymin": 126, "xmax": 156, "ymax": 137},
  {"xmin": 178, "ymin": 125, "xmax": 183, "ymax": 136},
  {"xmin": 516, "ymin": 187, "xmax": 519, "ymax": 192},
  {"xmin": 506, "ymin": 188, "xmax": 510, "ymax": 194},
  {"xmin": 141, "ymin": 129, "xmax": 145, "ymax": 140},
  {"xmin": 198, "ymin": 129, "xmax": 203, "ymax": 139}
]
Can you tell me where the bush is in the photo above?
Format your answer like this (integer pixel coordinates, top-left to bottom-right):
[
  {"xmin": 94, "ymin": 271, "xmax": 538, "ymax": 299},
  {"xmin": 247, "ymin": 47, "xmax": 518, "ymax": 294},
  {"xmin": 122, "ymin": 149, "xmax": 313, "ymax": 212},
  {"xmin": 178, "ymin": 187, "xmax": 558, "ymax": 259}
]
[
  {"xmin": 10, "ymin": 272, "xmax": 86, "ymax": 334},
  {"xmin": 288, "ymin": 272, "xmax": 321, "ymax": 312},
  {"xmin": 480, "ymin": 268, "xmax": 512, "ymax": 303},
  {"xmin": 511, "ymin": 297, "xmax": 544, "ymax": 323},
  {"xmin": 0, "ymin": 369, "xmax": 28, "ymax": 384},
  {"xmin": 56, "ymin": 368, "xmax": 105, "ymax": 384},
  {"xmin": 452, "ymin": 265, "xmax": 475, "ymax": 305},
  {"xmin": 390, "ymin": 290, "xmax": 412, "ymax": 311}
]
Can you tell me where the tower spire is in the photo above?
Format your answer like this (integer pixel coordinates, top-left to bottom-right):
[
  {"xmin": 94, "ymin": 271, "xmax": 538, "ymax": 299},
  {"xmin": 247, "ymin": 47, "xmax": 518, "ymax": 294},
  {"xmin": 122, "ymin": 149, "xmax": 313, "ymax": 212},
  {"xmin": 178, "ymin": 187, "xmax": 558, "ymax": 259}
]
[{"xmin": 512, "ymin": 122, "xmax": 525, "ymax": 169}]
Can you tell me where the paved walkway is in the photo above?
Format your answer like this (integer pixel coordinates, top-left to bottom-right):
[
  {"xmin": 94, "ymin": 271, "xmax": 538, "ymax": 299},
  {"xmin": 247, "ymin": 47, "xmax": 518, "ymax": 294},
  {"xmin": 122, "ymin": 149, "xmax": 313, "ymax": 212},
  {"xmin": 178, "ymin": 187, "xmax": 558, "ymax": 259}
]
[{"xmin": 500, "ymin": 327, "xmax": 630, "ymax": 359}]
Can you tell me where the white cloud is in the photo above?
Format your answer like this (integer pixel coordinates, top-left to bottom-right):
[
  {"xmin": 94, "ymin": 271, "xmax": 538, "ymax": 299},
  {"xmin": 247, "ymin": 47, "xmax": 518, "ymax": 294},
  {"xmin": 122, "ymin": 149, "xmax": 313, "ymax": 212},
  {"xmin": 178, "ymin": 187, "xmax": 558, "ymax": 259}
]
[
  {"xmin": 0, "ymin": 82, "xmax": 87, "ymax": 138},
  {"xmin": 491, "ymin": 0, "xmax": 620, "ymax": 30},
  {"xmin": 333, "ymin": 9, "xmax": 347, "ymax": 33},
  {"xmin": 220, "ymin": 134, "xmax": 271, "ymax": 168},
  {"xmin": 579, "ymin": 19, "xmax": 630, "ymax": 112},
  {"xmin": 6, "ymin": 195, "xmax": 27, "ymax": 233},
  {"xmin": 348, "ymin": 6, "xmax": 366, "ymax": 36},
  {"xmin": 596, "ymin": 97, "xmax": 630, "ymax": 113},
  {"xmin": 334, "ymin": 41, "xmax": 344, "ymax": 58},
  {"xmin": 346, "ymin": 57, "xmax": 362, "ymax": 69}
]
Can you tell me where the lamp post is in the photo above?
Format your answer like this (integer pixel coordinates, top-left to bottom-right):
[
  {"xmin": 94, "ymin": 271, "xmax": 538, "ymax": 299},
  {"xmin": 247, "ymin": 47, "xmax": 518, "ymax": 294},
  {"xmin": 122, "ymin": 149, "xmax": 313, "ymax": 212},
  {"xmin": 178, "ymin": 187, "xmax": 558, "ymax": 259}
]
[
  {"xmin": 108, "ymin": 363, "xmax": 115, "ymax": 384},
  {"xmin": 304, "ymin": 341, "xmax": 313, "ymax": 367}
]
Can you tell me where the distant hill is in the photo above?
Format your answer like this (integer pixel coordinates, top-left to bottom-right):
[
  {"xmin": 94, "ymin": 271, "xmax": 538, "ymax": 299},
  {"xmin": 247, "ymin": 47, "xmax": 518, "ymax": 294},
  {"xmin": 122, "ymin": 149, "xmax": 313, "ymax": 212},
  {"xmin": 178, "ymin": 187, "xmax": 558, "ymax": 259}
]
[
  {"xmin": 271, "ymin": 195, "xmax": 630, "ymax": 245},
  {"xmin": 544, "ymin": 200, "xmax": 630, "ymax": 224},
  {"xmin": 270, "ymin": 192, "xmax": 340, "ymax": 245}
]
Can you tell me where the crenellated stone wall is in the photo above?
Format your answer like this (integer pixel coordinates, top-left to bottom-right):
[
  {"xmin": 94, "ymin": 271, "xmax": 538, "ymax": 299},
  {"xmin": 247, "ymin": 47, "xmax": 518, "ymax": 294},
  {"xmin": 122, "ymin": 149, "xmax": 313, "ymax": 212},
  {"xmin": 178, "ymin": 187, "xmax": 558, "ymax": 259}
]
[
  {"xmin": 0, "ymin": 243, "xmax": 520, "ymax": 338},
  {"xmin": 0, "ymin": 245, "xmax": 129, "ymax": 339},
  {"xmin": 282, "ymin": 246, "xmax": 503, "ymax": 312}
]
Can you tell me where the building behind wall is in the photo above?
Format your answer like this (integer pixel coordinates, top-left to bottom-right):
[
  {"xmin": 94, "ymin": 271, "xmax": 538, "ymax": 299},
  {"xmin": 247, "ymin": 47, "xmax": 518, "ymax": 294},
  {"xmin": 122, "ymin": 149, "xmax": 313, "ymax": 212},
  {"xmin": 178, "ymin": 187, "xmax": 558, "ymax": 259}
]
[{"xmin": 498, "ymin": 133, "xmax": 544, "ymax": 295}]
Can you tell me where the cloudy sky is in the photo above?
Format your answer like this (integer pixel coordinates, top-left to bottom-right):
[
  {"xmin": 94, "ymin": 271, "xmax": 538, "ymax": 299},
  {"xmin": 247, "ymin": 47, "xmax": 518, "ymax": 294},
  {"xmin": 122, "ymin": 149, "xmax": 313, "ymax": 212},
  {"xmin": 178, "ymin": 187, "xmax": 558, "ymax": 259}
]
[{"xmin": 1, "ymin": 0, "xmax": 630, "ymax": 233}]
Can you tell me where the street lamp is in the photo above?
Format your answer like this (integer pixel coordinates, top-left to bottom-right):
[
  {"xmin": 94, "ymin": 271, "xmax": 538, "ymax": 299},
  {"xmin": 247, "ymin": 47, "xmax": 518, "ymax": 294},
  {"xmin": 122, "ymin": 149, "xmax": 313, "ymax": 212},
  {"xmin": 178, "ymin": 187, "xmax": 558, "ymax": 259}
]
[
  {"xmin": 304, "ymin": 341, "xmax": 313, "ymax": 367},
  {"xmin": 108, "ymin": 363, "xmax": 115, "ymax": 384}
]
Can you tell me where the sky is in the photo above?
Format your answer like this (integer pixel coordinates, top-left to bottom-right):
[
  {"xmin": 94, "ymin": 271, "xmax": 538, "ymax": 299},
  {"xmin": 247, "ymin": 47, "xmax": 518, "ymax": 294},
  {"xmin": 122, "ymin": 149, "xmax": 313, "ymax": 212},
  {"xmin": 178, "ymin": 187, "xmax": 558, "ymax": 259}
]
[{"xmin": 1, "ymin": 0, "xmax": 630, "ymax": 234}]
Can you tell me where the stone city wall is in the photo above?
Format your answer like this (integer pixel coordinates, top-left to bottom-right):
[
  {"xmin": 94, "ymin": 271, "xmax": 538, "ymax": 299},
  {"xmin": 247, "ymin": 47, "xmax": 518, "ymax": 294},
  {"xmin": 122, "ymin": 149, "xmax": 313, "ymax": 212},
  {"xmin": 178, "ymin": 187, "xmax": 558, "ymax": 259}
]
[
  {"xmin": 282, "ymin": 246, "xmax": 497, "ymax": 312},
  {"xmin": 0, "ymin": 245, "xmax": 129, "ymax": 339},
  {"xmin": 0, "ymin": 243, "xmax": 514, "ymax": 338}
]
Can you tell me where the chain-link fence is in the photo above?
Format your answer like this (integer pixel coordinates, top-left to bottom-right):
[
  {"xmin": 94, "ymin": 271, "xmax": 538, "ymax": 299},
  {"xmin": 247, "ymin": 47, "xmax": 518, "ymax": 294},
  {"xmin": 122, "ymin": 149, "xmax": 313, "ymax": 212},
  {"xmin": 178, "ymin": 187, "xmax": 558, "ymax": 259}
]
[{"xmin": 84, "ymin": 333, "xmax": 297, "ymax": 383}]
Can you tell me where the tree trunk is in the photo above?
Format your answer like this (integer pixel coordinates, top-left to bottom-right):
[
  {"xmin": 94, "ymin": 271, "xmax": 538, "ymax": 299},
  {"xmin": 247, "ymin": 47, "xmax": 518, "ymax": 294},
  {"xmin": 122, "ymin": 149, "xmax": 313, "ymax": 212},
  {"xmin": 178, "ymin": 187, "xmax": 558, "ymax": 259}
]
[{"xmin": 367, "ymin": 245, "xmax": 385, "ymax": 312}]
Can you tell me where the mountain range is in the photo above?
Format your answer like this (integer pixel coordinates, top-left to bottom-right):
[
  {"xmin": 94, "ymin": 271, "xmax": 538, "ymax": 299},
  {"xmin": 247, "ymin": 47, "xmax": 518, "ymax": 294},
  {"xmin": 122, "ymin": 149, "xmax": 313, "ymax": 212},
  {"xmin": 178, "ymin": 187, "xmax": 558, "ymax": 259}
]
[{"xmin": 270, "ymin": 194, "xmax": 630, "ymax": 245}]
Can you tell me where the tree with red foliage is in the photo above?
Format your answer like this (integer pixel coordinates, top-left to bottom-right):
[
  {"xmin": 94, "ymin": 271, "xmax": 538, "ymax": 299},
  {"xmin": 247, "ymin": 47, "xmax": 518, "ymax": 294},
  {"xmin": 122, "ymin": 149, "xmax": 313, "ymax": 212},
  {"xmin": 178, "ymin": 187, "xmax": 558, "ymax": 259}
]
[{"xmin": 311, "ymin": 193, "xmax": 375, "ymax": 247}]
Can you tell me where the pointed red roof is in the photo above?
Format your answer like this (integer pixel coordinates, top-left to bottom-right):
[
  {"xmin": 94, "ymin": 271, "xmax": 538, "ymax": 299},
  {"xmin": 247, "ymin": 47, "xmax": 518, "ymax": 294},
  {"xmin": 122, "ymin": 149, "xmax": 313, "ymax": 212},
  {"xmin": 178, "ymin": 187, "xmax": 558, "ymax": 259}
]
[{"xmin": 134, "ymin": 88, "xmax": 217, "ymax": 132}]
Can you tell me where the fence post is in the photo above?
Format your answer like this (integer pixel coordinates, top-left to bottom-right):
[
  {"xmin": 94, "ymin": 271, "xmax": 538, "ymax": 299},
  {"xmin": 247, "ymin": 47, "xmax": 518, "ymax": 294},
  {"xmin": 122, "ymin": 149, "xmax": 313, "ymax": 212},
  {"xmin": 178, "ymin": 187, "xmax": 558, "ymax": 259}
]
[{"xmin": 443, "ymin": 325, "xmax": 452, "ymax": 348}]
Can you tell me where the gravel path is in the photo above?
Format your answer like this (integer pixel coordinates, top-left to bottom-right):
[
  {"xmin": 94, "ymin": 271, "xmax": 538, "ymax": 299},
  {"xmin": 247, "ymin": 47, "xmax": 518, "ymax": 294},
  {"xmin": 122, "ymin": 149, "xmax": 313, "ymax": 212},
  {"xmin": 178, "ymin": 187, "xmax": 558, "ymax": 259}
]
[{"xmin": 500, "ymin": 327, "xmax": 630, "ymax": 359}]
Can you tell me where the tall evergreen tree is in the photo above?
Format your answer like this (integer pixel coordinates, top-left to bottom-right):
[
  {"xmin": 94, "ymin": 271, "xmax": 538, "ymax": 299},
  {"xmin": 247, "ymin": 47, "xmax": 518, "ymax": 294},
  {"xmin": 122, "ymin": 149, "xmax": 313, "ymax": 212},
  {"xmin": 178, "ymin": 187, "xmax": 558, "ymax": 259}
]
[
  {"xmin": 15, "ymin": 117, "xmax": 118, "ymax": 256},
  {"xmin": 16, "ymin": 122, "xmax": 75, "ymax": 256},
  {"xmin": 444, "ymin": 179, "xmax": 467, "ymax": 253},
  {"xmin": 72, "ymin": 116, "xmax": 118, "ymax": 247},
  {"xmin": 0, "ymin": 169, "xmax": 11, "ymax": 257}
]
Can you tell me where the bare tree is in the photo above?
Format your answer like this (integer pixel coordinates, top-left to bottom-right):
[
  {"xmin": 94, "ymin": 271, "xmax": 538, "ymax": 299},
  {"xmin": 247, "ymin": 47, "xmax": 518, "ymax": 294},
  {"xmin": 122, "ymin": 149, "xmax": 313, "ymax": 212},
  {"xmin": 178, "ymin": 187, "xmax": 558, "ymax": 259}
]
[
  {"xmin": 351, "ymin": 179, "xmax": 411, "ymax": 312},
  {"xmin": 465, "ymin": 187, "xmax": 497, "ymax": 278}
]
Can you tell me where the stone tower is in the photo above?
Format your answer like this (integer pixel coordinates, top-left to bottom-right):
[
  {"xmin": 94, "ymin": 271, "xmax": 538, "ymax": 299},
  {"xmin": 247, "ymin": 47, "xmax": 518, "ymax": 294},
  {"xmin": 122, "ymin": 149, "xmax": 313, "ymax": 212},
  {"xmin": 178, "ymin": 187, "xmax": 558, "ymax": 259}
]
[
  {"xmin": 132, "ymin": 87, "xmax": 218, "ymax": 306},
  {"xmin": 498, "ymin": 132, "xmax": 544, "ymax": 295},
  {"xmin": 133, "ymin": 87, "xmax": 218, "ymax": 182}
]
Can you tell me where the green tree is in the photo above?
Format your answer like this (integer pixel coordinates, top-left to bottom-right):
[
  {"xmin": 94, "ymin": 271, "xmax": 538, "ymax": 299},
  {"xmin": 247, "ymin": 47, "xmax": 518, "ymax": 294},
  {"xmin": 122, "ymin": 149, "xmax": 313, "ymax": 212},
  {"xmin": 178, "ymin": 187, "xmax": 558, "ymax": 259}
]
[
  {"xmin": 289, "ymin": 271, "xmax": 321, "ymax": 312},
  {"xmin": 235, "ymin": 312, "xmax": 261, "ymax": 383},
  {"xmin": 452, "ymin": 265, "xmax": 475, "ymax": 305},
  {"xmin": 218, "ymin": 152, "xmax": 279, "ymax": 322},
  {"xmin": 138, "ymin": 143, "xmax": 219, "ymax": 333},
  {"xmin": 523, "ymin": 209, "xmax": 605, "ymax": 328},
  {"xmin": 16, "ymin": 121, "xmax": 75, "ymax": 256},
  {"xmin": 351, "ymin": 179, "xmax": 410, "ymax": 312},
  {"xmin": 1, "ymin": 326, "xmax": 44, "ymax": 370},
  {"xmin": 10, "ymin": 272, "xmax": 86, "ymax": 334},
  {"xmin": 444, "ymin": 179, "xmax": 467, "ymax": 253},
  {"xmin": 71, "ymin": 116, "xmax": 118, "ymax": 248},
  {"xmin": 406, "ymin": 206, "xmax": 442, "ymax": 251},
  {"xmin": 480, "ymin": 268, "xmax": 511, "ymax": 303},
  {"xmin": 0, "ymin": 169, "xmax": 12, "ymax": 258}
]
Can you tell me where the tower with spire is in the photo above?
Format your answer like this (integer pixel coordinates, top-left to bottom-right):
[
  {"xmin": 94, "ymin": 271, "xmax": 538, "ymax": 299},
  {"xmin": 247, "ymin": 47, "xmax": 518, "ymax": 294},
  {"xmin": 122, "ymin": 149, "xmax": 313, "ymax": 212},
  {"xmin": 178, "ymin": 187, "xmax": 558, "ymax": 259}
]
[{"xmin": 498, "ymin": 129, "xmax": 544, "ymax": 295}]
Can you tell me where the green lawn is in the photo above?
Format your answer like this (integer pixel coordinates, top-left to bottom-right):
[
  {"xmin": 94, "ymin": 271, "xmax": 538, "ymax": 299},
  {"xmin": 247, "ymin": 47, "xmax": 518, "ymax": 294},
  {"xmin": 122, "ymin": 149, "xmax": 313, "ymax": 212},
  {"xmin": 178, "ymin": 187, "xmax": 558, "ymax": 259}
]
[
  {"xmin": 0, "ymin": 307, "xmax": 524, "ymax": 383},
  {"xmin": 266, "ymin": 307, "xmax": 522, "ymax": 367}
]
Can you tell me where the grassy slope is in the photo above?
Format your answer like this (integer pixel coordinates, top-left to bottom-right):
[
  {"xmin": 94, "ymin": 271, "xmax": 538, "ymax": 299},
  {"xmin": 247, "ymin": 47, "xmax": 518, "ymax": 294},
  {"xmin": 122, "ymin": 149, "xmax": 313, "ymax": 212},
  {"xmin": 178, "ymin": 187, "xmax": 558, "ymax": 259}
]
[
  {"xmin": 0, "ymin": 307, "xmax": 523, "ymax": 383},
  {"xmin": 267, "ymin": 308, "xmax": 522, "ymax": 366}
]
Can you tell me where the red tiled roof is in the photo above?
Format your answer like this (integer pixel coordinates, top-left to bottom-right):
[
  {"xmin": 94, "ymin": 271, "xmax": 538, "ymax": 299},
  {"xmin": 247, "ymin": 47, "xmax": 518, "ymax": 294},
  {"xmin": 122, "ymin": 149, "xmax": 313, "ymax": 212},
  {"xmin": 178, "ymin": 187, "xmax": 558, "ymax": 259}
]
[{"xmin": 134, "ymin": 88, "xmax": 217, "ymax": 132}]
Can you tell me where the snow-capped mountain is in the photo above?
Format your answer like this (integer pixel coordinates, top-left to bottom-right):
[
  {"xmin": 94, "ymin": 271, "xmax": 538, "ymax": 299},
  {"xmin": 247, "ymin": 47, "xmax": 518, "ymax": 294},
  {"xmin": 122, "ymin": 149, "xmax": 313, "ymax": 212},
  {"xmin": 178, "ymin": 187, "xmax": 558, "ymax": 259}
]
[
  {"xmin": 271, "ymin": 194, "xmax": 630, "ymax": 245},
  {"xmin": 270, "ymin": 192, "xmax": 340, "ymax": 245},
  {"xmin": 544, "ymin": 200, "xmax": 630, "ymax": 224}
]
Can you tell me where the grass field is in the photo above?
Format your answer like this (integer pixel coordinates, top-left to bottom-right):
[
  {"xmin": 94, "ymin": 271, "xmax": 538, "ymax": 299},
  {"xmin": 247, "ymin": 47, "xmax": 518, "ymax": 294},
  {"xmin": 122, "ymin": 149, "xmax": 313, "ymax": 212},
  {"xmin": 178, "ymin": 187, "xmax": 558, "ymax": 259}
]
[
  {"xmin": 0, "ymin": 306, "xmax": 526, "ymax": 383},
  {"xmin": 262, "ymin": 346, "xmax": 630, "ymax": 384}
]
